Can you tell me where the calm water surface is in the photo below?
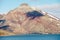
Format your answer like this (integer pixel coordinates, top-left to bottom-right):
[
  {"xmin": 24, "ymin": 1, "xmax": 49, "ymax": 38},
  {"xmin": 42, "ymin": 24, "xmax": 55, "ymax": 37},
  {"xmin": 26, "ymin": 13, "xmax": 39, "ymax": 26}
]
[{"xmin": 0, "ymin": 34, "xmax": 60, "ymax": 40}]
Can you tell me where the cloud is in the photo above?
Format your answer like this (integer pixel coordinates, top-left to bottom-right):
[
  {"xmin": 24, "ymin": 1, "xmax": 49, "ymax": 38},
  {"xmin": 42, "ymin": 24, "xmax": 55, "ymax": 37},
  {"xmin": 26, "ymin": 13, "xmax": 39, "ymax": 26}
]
[
  {"xmin": 33, "ymin": 4, "xmax": 60, "ymax": 18},
  {"xmin": 35, "ymin": 4, "xmax": 60, "ymax": 9}
]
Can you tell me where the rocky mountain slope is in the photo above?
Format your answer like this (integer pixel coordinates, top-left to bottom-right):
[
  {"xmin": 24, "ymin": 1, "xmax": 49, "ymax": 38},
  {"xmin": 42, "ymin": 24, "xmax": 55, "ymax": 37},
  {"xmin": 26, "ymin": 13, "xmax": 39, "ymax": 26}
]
[
  {"xmin": 0, "ymin": 29, "xmax": 15, "ymax": 36},
  {"xmin": 0, "ymin": 3, "xmax": 60, "ymax": 36},
  {"xmin": 0, "ymin": 14, "xmax": 3, "ymax": 19}
]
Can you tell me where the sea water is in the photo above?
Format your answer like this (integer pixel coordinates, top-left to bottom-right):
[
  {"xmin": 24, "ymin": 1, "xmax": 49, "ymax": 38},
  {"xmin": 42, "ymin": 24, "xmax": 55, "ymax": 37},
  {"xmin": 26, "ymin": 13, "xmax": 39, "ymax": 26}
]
[{"xmin": 0, "ymin": 34, "xmax": 60, "ymax": 40}]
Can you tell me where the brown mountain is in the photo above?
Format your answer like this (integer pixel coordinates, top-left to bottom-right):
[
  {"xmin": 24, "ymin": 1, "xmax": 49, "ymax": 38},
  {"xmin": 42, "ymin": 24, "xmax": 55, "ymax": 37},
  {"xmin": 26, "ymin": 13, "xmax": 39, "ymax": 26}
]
[
  {"xmin": 0, "ymin": 14, "xmax": 3, "ymax": 19},
  {"xmin": 0, "ymin": 3, "xmax": 60, "ymax": 36},
  {"xmin": 0, "ymin": 29, "xmax": 15, "ymax": 36}
]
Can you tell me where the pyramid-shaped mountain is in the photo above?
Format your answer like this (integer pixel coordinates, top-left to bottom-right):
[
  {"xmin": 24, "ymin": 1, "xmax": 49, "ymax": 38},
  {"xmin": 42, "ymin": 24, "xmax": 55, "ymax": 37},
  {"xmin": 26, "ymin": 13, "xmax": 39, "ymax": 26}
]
[{"xmin": 0, "ymin": 3, "xmax": 60, "ymax": 36}]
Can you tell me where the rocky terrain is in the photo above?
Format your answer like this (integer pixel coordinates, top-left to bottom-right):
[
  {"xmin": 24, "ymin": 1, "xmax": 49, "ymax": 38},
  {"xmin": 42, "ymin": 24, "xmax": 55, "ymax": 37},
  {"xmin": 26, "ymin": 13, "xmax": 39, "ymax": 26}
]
[
  {"xmin": 0, "ymin": 3, "xmax": 60, "ymax": 36},
  {"xmin": 0, "ymin": 14, "xmax": 3, "ymax": 19},
  {"xmin": 0, "ymin": 29, "xmax": 15, "ymax": 36}
]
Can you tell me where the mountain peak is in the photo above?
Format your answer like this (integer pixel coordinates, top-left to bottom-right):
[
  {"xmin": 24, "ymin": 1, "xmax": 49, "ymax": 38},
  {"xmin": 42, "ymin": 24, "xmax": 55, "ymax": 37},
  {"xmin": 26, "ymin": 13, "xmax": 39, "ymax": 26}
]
[
  {"xmin": 20, "ymin": 3, "xmax": 29, "ymax": 6},
  {"xmin": 14, "ymin": 3, "xmax": 33, "ymax": 13}
]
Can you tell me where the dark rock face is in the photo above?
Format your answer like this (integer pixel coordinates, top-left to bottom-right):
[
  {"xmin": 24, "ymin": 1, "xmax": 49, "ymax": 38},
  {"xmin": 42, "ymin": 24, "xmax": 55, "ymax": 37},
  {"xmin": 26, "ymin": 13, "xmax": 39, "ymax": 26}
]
[
  {"xmin": 26, "ymin": 11, "xmax": 44, "ymax": 19},
  {"xmin": 0, "ymin": 25, "xmax": 13, "ymax": 32},
  {"xmin": 0, "ymin": 20, "xmax": 5, "ymax": 24},
  {"xmin": 0, "ymin": 20, "xmax": 13, "ymax": 32},
  {"xmin": 0, "ymin": 25, "xmax": 9, "ymax": 30}
]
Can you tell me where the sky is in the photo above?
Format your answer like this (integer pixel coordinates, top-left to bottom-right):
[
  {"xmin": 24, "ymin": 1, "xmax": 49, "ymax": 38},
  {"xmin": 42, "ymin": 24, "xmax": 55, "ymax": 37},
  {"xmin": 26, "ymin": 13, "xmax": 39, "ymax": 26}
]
[{"xmin": 0, "ymin": 0, "xmax": 60, "ymax": 18}]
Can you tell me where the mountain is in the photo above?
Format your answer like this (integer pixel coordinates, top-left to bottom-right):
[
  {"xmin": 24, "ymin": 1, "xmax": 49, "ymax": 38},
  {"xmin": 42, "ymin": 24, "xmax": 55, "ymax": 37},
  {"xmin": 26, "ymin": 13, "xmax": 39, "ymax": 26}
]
[
  {"xmin": 0, "ymin": 29, "xmax": 15, "ymax": 36},
  {"xmin": 0, "ymin": 3, "xmax": 60, "ymax": 36},
  {"xmin": 0, "ymin": 14, "xmax": 3, "ymax": 19}
]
